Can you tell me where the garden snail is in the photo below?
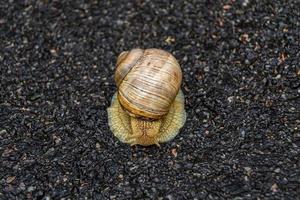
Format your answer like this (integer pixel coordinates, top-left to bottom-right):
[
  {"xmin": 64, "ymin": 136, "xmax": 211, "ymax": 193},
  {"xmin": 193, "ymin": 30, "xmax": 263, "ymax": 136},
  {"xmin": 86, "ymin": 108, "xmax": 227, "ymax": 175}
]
[{"xmin": 107, "ymin": 48, "xmax": 186, "ymax": 146}]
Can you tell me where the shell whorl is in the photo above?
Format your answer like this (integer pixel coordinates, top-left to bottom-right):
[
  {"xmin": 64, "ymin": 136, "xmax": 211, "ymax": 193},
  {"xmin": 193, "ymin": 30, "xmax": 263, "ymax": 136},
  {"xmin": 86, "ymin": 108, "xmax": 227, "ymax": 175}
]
[
  {"xmin": 115, "ymin": 48, "xmax": 182, "ymax": 120},
  {"xmin": 115, "ymin": 49, "xmax": 144, "ymax": 87}
]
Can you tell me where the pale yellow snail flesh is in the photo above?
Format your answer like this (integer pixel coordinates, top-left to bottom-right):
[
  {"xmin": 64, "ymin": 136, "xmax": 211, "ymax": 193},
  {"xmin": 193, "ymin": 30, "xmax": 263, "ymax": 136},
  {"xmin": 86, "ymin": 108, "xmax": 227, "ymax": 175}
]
[{"xmin": 107, "ymin": 48, "xmax": 186, "ymax": 146}]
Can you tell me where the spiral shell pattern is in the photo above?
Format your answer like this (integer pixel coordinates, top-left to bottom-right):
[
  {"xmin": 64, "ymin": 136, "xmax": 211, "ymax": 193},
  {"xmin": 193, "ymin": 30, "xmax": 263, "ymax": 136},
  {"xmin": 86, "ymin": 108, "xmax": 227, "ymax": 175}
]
[{"xmin": 114, "ymin": 48, "xmax": 182, "ymax": 119}]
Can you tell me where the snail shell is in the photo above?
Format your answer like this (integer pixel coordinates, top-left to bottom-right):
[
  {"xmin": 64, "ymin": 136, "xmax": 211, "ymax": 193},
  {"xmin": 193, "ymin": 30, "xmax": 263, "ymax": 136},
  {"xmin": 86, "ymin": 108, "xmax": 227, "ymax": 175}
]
[
  {"xmin": 115, "ymin": 48, "xmax": 182, "ymax": 119},
  {"xmin": 107, "ymin": 48, "xmax": 186, "ymax": 146}
]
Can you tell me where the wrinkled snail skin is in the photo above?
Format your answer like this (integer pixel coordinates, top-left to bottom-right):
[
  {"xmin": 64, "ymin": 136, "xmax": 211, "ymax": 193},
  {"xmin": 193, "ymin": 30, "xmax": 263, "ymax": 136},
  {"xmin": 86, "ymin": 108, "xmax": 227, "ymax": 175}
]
[
  {"xmin": 107, "ymin": 48, "xmax": 187, "ymax": 146},
  {"xmin": 107, "ymin": 90, "xmax": 186, "ymax": 146}
]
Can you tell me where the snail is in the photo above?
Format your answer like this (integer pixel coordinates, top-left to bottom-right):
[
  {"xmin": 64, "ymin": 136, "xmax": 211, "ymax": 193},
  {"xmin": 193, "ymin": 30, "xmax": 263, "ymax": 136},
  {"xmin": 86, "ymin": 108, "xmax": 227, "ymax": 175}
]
[{"xmin": 107, "ymin": 48, "xmax": 186, "ymax": 146}]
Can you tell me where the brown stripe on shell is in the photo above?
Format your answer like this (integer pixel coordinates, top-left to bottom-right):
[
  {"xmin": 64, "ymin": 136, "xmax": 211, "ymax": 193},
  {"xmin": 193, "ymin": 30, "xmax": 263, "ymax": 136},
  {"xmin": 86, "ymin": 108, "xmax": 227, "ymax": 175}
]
[
  {"xmin": 119, "ymin": 82, "xmax": 172, "ymax": 112},
  {"xmin": 116, "ymin": 48, "xmax": 182, "ymax": 119},
  {"xmin": 114, "ymin": 49, "xmax": 144, "ymax": 87}
]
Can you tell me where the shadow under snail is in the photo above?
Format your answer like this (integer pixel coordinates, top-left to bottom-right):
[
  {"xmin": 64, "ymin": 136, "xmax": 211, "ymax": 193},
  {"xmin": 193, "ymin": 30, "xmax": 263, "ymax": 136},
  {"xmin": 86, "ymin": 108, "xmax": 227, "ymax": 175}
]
[{"xmin": 107, "ymin": 48, "xmax": 187, "ymax": 146}]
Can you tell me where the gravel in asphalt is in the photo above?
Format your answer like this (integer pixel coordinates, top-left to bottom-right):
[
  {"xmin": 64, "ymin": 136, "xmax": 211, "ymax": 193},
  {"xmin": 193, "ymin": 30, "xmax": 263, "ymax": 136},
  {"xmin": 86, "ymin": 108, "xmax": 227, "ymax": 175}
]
[{"xmin": 0, "ymin": 0, "xmax": 300, "ymax": 199}]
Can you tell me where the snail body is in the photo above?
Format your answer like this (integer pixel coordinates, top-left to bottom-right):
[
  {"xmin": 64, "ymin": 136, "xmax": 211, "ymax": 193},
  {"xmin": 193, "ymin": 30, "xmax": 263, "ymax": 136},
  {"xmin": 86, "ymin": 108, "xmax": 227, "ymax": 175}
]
[{"xmin": 107, "ymin": 48, "xmax": 186, "ymax": 146}]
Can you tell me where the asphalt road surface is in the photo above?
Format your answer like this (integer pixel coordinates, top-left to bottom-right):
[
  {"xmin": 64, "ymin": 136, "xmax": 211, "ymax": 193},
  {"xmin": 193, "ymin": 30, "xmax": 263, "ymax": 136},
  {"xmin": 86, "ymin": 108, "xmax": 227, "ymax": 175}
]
[{"xmin": 1, "ymin": 1, "xmax": 300, "ymax": 199}]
